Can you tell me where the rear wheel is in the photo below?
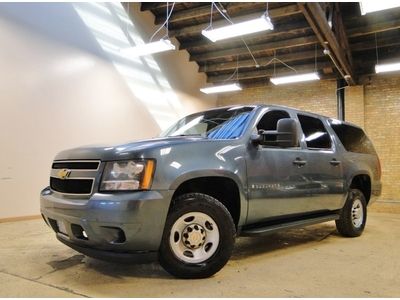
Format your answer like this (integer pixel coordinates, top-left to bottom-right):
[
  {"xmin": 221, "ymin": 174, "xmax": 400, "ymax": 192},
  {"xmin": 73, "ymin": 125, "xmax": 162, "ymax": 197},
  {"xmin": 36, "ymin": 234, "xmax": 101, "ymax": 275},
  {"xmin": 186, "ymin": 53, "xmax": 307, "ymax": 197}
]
[
  {"xmin": 159, "ymin": 193, "xmax": 236, "ymax": 279},
  {"xmin": 336, "ymin": 189, "xmax": 367, "ymax": 237}
]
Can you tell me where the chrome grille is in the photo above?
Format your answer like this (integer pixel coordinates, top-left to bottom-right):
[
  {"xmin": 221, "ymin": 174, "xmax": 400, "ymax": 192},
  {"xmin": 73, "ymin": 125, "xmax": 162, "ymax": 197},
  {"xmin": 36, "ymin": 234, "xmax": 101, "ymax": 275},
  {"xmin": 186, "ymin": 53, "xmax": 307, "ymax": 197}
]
[{"xmin": 50, "ymin": 160, "xmax": 100, "ymax": 195}]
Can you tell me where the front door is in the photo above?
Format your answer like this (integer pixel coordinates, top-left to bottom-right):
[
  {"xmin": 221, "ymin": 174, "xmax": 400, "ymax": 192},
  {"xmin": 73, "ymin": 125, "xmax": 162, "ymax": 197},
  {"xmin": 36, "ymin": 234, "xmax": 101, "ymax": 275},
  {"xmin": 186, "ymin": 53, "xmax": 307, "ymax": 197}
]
[{"xmin": 246, "ymin": 109, "xmax": 313, "ymax": 224}]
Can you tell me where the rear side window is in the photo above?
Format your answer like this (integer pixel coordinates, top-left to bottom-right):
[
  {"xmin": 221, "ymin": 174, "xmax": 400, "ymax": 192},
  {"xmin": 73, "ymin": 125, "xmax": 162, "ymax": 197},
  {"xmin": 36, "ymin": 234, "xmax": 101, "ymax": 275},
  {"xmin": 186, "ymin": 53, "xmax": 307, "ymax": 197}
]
[
  {"xmin": 329, "ymin": 122, "xmax": 376, "ymax": 155},
  {"xmin": 298, "ymin": 115, "xmax": 332, "ymax": 149}
]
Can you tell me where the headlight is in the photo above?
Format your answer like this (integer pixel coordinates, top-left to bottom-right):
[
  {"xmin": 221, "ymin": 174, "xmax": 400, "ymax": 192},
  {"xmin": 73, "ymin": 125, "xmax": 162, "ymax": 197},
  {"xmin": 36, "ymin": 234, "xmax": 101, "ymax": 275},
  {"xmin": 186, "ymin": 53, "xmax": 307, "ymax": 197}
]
[{"xmin": 100, "ymin": 160, "xmax": 155, "ymax": 191}]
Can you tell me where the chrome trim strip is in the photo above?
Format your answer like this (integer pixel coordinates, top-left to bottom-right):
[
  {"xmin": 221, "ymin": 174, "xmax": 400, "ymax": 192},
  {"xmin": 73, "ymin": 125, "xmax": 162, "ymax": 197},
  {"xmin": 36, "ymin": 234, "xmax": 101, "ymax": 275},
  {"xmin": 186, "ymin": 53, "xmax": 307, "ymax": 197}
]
[
  {"xmin": 52, "ymin": 160, "xmax": 101, "ymax": 171},
  {"xmin": 50, "ymin": 176, "xmax": 95, "ymax": 181},
  {"xmin": 50, "ymin": 169, "xmax": 98, "ymax": 179}
]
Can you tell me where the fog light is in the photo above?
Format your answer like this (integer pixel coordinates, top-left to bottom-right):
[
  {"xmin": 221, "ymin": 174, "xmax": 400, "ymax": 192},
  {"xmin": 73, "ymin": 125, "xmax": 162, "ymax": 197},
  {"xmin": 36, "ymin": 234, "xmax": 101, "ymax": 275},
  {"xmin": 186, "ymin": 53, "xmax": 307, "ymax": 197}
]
[
  {"xmin": 101, "ymin": 226, "xmax": 126, "ymax": 244},
  {"xmin": 71, "ymin": 224, "xmax": 88, "ymax": 240}
]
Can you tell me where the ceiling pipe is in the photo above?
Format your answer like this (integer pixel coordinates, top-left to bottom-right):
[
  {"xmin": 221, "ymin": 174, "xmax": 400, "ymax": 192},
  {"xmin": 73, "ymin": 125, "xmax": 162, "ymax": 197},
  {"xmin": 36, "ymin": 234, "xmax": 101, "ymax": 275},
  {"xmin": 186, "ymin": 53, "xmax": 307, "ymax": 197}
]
[{"xmin": 323, "ymin": 49, "xmax": 348, "ymax": 81}]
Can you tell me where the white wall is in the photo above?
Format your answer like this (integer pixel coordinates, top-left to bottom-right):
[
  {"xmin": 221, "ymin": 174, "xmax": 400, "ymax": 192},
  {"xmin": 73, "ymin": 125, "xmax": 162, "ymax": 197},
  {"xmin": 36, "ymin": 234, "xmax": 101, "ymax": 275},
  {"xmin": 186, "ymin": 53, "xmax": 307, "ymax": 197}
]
[{"xmin": 0, "ymin": 3, "xmax": 216, "ymax": 219}]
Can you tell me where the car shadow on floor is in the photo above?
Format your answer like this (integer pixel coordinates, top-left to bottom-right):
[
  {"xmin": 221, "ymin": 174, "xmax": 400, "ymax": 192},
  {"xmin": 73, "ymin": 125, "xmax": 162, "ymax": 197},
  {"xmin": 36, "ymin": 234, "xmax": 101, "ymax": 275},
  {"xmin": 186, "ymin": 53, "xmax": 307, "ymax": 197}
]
[{"xmin": 47, "ymin": 223, "xmax": 338, "ymax": 279}]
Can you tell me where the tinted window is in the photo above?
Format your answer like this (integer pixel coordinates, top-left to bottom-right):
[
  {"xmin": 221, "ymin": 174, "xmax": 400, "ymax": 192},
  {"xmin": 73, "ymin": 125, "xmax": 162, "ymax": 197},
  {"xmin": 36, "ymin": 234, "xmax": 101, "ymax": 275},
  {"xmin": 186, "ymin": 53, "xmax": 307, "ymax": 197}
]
[
  {"xmin": 298, "ymin": 115, "xmax": 332, "ymax": 149},
  {"xmin": 257, "ymin": 110, "xmax": 290, "ymax": 131},
  {"xmin": 256, "ymin": 110, "xmax": 295, "ymax": 147},
  {"xmin": 329, "ymin": 122, "xmax": 376, "ymax": 155}
]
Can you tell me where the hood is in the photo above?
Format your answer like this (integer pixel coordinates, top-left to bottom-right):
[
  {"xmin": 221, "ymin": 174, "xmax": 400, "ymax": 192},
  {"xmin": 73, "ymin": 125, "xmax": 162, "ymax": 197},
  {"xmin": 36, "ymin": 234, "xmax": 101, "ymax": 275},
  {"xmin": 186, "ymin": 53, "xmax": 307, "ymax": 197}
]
[{"xmin": 54, "ymin": 136, "xmax": 208, "ymax": 161}]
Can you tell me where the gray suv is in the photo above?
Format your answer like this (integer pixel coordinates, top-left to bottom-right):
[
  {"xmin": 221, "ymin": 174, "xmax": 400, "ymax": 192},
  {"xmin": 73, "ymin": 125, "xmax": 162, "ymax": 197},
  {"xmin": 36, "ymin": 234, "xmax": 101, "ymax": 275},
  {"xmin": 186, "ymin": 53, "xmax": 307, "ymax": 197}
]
[{"xmin": 40, "ymin": 105, "xmax": 382, "ymax": 278}]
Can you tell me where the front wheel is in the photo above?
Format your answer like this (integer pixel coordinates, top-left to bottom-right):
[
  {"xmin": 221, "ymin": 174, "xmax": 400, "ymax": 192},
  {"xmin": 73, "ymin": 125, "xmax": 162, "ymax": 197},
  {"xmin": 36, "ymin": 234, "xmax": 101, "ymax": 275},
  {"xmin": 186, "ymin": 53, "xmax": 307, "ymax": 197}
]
[
  {"xmin": 159, "ymin": 193, "xmax": 236, "ymax": 279},
  {"xmin": 336, "ymin": 189, "xmax": 367, "ymax": 237}
]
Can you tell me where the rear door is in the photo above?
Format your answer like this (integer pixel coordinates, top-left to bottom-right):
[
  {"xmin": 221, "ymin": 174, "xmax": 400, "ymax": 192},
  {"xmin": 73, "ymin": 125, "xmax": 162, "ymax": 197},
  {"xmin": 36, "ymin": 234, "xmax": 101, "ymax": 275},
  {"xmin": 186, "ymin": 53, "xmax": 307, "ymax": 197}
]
[{"xmin": 296, "ymin": 114, "xmax": 345, "ymax": 211}]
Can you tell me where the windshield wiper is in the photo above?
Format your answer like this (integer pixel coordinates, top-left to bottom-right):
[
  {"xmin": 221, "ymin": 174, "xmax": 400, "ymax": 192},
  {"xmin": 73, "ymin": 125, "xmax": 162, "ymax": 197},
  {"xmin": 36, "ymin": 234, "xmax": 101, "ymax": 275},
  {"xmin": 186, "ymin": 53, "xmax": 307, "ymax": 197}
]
[{"xmin": 168, "ymin": 134, "xmax": 203, "ymax": 137}]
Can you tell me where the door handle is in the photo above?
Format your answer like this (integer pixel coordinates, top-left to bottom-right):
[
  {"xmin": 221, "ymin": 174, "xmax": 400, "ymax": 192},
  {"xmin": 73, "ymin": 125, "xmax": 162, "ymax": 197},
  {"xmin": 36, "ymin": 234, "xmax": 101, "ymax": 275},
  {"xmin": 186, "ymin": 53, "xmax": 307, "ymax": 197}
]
[
  {"xmin": 293, "ymin": 158, "xmax": 307, "ymax": 167},
  {"xmin": 330, "ymin": 159, "xmax": 341, "ymax": 166}
]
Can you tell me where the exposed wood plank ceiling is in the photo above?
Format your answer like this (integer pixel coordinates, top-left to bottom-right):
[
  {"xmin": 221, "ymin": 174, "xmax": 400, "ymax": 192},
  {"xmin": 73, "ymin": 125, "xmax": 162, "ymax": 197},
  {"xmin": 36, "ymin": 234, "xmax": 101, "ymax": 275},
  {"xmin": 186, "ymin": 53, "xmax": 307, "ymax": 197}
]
[{"xmin": 129, "ymin": 2, "xmax": 400, "ymax": 88}]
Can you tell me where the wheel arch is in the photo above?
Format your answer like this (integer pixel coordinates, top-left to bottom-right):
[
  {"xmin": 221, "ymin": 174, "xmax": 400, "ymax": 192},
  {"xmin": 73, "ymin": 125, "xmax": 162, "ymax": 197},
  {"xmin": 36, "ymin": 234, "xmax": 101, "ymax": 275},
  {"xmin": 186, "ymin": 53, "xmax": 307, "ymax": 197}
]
[
  {"xmin": 348, "ymin": 173, "xmax": 372, "ymax": 204},
  {"xmin": 170, "ymin": 172, "xmax": 247, "ymax": 228}
]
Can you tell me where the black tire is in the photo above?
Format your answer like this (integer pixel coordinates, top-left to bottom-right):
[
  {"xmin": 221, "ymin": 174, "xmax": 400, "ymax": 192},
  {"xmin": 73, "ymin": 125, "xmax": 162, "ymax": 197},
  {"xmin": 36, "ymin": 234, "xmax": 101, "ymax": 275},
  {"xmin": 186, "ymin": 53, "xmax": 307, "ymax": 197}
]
[
  {"xmin": 159, "ymin": 193, "xmax": 236, "ymax": 279},
  {"xmin": 336, "ymin": 189, "xmax": 367, "ymax": 237}
]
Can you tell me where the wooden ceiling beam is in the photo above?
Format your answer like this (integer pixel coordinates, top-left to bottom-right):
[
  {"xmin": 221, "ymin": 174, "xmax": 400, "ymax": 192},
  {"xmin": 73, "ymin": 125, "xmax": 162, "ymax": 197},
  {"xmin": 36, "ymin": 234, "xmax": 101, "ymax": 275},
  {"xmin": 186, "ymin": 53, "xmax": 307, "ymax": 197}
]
[
  {"xmin": 332, "ymin": 3, "xmax": 354, "ymax": 75},
  {"xmin": 207, "ymin": 61, "xmax": 333, "ymax": 83},
  {"xmin": 299, "ymin": 3, "xmax": 356, "ymax": 85},
  {"xmin": 351, "ymin": 35, "xmax": 400, "ymax": 52},
  {"xmin": 208, "ymin": 57, "xmax": 379, "ymax": 86},
  {"xmin": 154, "ymin": 3, "xmax": 210, "ymax": 25},
  {"xmin": 209, "ymin": 73, "xmax": 338, "ymax": 90},
  {"xmin": 154, "ymin": 2, "xmax": 268, "ymax": 25},
  {"xmin": 179, "ymin": 21, "xmax": 311, "ymax": 51},
  {"xmin": 190, "ymin": 36, "xmax": 318, "ymax": 62},
  {"xmin": 168, "ymin": 4, "xmax": 301, "ymax": 38},
  {"xmin": 141, "ymin": 2, "xmax": 168, "ymax": 11},
  {"xmin": 238, "ymin": 73, "xmax": 338, "ymax": 88},
  {"xmin": 199, "ymin": 49, "xmax": 326, "ymax": 72},
  {"xmin": 347, "ymin": 18, "xmax": 400, "ymax": 38}
]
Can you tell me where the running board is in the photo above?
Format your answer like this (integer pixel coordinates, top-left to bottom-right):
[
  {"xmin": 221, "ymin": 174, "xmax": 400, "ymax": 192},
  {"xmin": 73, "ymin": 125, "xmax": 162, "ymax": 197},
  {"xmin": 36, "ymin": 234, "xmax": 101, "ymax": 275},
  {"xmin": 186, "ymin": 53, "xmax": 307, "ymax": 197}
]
[{"xmin": 240, "ymin": 214, "xmax": 340, "ymax": 237}]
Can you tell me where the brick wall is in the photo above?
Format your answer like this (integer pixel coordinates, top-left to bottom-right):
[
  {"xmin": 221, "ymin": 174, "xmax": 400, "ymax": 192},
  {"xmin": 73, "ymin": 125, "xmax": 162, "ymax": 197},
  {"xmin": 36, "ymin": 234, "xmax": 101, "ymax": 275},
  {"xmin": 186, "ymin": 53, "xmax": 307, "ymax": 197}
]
[
  {"xmin": 217, "ymin": 74, "xmax": 400, "ymax": 204},
  {"xmin": 345, "ymin": 85, "xmax": 365, "ymax": 128},
  {"xmin": 218, "ymin": 80, "xmax": 338, "ymax": 118},
  {"xmin": 364, "ymin": 74, "xmax": 400, "ymax": 201}
]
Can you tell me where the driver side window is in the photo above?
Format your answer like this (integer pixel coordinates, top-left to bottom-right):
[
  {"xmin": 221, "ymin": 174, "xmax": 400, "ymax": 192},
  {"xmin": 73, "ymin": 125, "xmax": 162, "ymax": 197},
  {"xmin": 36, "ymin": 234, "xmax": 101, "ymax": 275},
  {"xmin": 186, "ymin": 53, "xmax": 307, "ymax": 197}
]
[
  {"xmin": 257, "ymin": 110, "xmax": 291, "ymax": 131},
  {"xmin": 256, "ymin": 110, "xmax": 294, "ymax": 147}
]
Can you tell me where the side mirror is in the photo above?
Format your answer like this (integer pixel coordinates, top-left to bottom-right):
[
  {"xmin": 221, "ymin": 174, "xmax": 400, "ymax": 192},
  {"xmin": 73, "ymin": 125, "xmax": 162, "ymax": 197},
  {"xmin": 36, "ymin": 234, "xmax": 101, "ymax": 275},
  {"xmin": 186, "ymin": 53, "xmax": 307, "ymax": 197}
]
[{"xmin": 258, "ymin": 118, "xmax": 299, "ymax": 148}]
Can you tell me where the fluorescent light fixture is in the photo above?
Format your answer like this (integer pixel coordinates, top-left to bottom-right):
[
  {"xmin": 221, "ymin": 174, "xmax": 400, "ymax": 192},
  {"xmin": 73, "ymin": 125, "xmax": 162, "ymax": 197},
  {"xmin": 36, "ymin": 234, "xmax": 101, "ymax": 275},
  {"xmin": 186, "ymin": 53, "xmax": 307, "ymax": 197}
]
[
  {"xmin": 270, "ymin": 72, "xmax": 320, "ymax": 85},
  {"xmin": 120, "ymin": 38, "xmax": 175, "ymax": 57},
  {"xmin": 200, "ymin": 83, "xmax": 242, "ymax": 94},
  {"xmin": 202, "ymin": 14, "xmax": 274, "ymax": 42},
  {"xmin": 375, "ymin": 62, "xmax": 400, "ymax": 73},
  {"xmin": 359, "ymin": 0, "xmax": 400, "ymax": 15}
]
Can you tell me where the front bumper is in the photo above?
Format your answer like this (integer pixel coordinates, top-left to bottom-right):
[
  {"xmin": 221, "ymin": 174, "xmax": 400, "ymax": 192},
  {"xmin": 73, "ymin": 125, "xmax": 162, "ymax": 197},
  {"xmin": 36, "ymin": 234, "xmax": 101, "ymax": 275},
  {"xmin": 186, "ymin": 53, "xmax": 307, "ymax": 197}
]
[
  {"xmin": 56, "ymin": 236, "xmax": 158, "ymax": 263},
  {"xmin": 40, "ymin": 187, "xmax": 173, "ymax": 261}
]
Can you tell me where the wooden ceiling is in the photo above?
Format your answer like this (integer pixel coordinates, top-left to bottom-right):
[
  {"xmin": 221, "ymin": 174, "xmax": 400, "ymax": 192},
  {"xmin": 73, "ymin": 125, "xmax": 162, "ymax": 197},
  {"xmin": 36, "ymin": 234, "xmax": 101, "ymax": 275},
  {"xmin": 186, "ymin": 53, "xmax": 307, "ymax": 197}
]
[{"xmin": 133, "ymin": 2, "xmax": 400, "ymax": 88}]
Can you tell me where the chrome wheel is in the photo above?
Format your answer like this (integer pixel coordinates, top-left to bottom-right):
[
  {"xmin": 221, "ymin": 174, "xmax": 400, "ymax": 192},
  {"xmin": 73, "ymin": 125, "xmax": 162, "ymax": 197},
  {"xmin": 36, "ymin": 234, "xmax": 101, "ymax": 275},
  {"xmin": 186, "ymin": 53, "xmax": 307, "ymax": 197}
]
[
  {"xmin": 169, "ymin": 212, "xmax": 220, "ymax": 264},
  {"xmin": 351, "ymin": 198, "xmax": 364, "ymax": 228}
]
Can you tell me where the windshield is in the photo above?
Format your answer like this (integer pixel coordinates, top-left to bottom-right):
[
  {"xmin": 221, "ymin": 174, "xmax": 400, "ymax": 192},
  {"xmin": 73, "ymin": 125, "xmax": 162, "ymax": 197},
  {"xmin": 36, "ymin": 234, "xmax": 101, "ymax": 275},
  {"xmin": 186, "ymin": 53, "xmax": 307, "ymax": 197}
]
[{"xmin": 160, "ymin": 106, "xmax": 254, "ymax": 139}]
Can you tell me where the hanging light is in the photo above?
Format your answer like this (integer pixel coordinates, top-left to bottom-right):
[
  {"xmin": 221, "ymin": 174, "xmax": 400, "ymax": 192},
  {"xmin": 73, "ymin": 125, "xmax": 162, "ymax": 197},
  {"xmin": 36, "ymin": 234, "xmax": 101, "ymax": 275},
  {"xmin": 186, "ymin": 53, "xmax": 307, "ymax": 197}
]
[
  {"xmin": 373, "ymin": 32, "xmax": 400, "ymax": 74},
  {"xmin": 121, "ymin": 2, "xmax": 175, "ymax": 57},
  {"xmin": 201, "ymin": 55, "xmax": 242, "ymax": 94},
  {"xmin": 270, "ymin": 72, "xmax": 320, "ymax": 85},
  {"xmin": 359, "ymin": 0, "xmax": 400, "ymax": 15},
  {"xmin": 268, "ymin": 45, "xmax": 320, "ymax": 85},
  {"xmin": 202, "ymin": 14, "xmax": 274, "ymax": 42},
  {"xmin": 200, "ymin": 83, "xmax": 242, "ymax": 94},
  {"xmin": 375, "ymin": 62, "xmax": 400, "ymax": 73},
  {"xmin": 120, "ymin": 39, "xmax": 175, "ymax": 57}
]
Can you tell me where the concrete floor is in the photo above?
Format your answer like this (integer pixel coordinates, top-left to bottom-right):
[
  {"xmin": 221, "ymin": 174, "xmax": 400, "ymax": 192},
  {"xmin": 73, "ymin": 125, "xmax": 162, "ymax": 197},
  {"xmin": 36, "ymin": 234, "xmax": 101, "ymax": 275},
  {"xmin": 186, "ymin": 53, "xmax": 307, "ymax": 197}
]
[{"xmin": 0, "ymin": 212, "xmax": 399, "ymax": 297}]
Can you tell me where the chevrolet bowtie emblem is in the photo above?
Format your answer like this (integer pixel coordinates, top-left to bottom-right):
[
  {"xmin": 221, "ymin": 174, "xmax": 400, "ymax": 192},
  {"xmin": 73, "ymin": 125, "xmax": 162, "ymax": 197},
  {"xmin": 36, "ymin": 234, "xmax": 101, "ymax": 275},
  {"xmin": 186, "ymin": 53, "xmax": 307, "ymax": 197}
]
[{"xmin": 57, "ymin": 169, "xmax": 71, "ymax": 180}]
